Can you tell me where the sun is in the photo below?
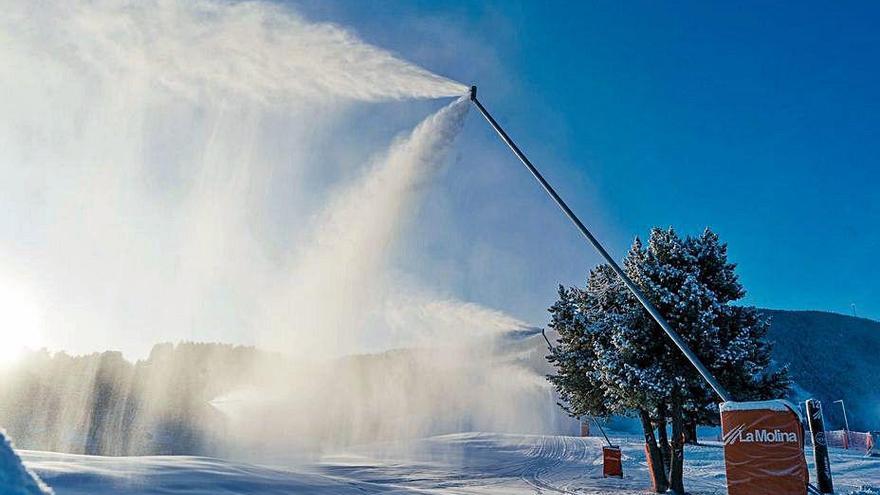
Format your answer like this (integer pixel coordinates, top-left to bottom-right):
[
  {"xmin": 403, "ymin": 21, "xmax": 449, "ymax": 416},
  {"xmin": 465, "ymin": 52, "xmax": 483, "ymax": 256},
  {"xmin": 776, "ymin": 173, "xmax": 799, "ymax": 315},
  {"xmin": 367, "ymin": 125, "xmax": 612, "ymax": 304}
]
[{"xmin": 0, "ymin": 280, "xmax": 44, "ymax": 363}]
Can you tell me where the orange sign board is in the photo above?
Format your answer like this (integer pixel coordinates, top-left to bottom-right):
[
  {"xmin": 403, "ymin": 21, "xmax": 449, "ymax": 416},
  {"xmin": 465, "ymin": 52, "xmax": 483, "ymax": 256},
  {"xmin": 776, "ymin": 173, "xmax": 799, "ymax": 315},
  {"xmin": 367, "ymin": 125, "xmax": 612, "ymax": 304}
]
[
  {"xmin": 720, "ymin": 400, "xmax": 808, "ymax": 495},
  {"xmin": 580, "ymin": 421, "xmax": 590, "ymax": 437},
  {"xmin": 602, "ymin": 446, "xmax": 622, "ymax": 477}
]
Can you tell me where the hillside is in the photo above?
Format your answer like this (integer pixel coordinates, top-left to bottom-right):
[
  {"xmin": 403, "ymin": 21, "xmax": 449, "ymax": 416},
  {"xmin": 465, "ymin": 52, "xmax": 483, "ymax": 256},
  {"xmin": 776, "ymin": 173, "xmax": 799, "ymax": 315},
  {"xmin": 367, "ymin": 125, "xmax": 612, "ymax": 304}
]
[
  {"xmin": 535, "ymin": 308, "xmax": 880, "ymax": 431},
  {"xmin": 761, "ymin": 309, "xmax": 880, "ymax": 431}
]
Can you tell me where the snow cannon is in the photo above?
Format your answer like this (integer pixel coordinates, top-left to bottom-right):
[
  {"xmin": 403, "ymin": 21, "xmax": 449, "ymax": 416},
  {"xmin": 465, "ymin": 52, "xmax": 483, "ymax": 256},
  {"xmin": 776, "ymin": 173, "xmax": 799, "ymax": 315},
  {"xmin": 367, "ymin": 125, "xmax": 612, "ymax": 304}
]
[
  {"xmin": 471, "ymin": 89, "xmax": 813, "ymax": 495},
  {"xmin": 719, "ymin": 400, "xmax": 808, "ymax": 495}
]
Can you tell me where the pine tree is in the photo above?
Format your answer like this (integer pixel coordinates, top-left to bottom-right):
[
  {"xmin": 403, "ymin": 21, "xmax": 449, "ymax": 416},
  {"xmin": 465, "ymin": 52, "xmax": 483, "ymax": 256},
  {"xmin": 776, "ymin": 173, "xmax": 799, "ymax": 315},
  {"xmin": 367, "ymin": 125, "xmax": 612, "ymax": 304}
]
[
  {"xmin": 546, "ymin": 285, "xmax": 609, "ymax": 419},
  {"xmin": 547, "ymin": 263, "xmax": 671, "ymax": 492},
  {"xmin": 546, "ymin": 227, "xmax": 789, "ymax": 494}
]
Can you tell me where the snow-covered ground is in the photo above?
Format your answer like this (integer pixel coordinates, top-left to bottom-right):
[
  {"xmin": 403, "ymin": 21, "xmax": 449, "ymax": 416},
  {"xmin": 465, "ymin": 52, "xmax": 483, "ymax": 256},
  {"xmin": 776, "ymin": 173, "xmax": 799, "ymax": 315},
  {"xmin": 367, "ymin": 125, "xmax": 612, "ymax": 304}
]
[
  {"xmin": 19, "ymin": 433, "xmax": 880, "ymax": 494},
  {"xmin": 0, "ymin": 431, "xmax": 52, "ymax": 494}
]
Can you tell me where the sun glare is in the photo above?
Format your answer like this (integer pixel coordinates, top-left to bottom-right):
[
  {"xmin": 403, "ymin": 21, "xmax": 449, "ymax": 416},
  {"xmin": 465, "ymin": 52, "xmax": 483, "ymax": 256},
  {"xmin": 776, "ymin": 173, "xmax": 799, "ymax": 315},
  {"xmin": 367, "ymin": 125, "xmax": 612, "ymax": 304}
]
[{"xmin": 0, "ymin": 280, "xmax": 44, "ymax": 363}]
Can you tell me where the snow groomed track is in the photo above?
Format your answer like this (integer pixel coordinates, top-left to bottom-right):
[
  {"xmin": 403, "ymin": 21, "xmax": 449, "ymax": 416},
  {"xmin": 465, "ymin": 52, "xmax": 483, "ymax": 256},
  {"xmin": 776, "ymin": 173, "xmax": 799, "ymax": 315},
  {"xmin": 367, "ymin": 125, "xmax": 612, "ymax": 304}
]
[{"xmin": 21, "ymin": 433, "xmax": 880, "ymax": 494}]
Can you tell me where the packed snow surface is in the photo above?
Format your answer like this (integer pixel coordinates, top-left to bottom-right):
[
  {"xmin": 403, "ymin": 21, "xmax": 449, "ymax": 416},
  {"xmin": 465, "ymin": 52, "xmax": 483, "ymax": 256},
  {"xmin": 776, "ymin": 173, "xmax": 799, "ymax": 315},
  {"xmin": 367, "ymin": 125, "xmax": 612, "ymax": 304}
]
[
  {"xmin": 0, "ymin": 431, "xmax": 52, "ymax": 495},
  {"xmin": 20, "ymin": 433, "xmax": 879, "ymax": 494}
]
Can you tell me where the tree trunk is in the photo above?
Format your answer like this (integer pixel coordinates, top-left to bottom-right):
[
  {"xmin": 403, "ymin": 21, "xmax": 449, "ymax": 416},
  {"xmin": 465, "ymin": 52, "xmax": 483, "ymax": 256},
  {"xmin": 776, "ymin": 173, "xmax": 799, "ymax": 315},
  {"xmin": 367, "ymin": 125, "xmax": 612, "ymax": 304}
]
[
  {"xmin": 657, "ymin": 403, "xmax": 672, "ymax": 473},
  {"xmin": 684, "ymin": 419, "xmax": 699, "ymax": 445},
  {"xmin": 669, "ymin": 398, "xmax": 685, "ymax": 494},
  {"xmin": 639, "ymin": 409, "xmax": 669, "ymax": 493}
]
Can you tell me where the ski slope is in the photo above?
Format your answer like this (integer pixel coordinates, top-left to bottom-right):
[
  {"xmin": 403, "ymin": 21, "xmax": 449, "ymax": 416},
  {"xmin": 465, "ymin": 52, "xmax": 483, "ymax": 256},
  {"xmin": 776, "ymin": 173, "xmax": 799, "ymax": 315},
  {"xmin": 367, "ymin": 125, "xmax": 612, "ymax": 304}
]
[{"xmin": 20, "ymin": 433, "xmax": 880, "ymax": 494}]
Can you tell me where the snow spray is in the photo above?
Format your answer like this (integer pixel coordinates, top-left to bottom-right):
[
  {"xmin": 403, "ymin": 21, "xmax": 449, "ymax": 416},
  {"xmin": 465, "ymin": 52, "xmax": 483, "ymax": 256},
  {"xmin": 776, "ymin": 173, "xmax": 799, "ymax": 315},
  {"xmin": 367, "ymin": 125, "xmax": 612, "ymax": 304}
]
[
  {"xmin": 0, "ymin": 0, "xmax": 469, "ymax": 361},
  {"xmin": 0, "ymin": 0, "xmax": 465, "ymax": 105},
  {"xmin": 0, "ymin": 0, "xmax": 550, "ymax": 457},
  {"xmin": 259, "ymin": 96, "xmax": 469, "ymax": 357},
  {"xmin": 220, "ymin": 97, "xmax": 563, "ymax": 455},
  {"xmin": 0, "ymin": 0, "xmax": 564, "ymax": 461}
]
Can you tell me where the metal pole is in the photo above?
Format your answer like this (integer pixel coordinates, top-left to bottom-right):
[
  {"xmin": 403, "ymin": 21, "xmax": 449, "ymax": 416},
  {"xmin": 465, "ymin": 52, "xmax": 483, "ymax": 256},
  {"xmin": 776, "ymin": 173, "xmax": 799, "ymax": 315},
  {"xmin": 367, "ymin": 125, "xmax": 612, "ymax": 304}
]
[
  {"xmin": 834, "ymin": 399, "xmax": 850, "ymax": 449},
  {"xmin": 590, "ymin": 415, "xmax": 613, "ymax": 448},
  {"xmin": 806, "ymin": 399, "xmax": 835, "ymax": 493},
  {"xmin": 470, "ymin": 86, "xmax": 732, "ymax": 403}
]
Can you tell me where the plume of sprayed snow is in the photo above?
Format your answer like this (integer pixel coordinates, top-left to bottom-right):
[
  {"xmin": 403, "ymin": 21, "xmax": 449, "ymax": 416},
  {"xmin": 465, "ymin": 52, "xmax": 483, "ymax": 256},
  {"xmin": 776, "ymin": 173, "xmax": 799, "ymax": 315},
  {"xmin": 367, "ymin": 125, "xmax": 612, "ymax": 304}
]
[
  {"xmin": 1, "ymin": 0, "xmax": 466, "ymax": 105},
  {"xmin": 0, "ymin": 0, "xmax": 470, "ymax": 357},
  {"xmin": 214, "ymin": 324, "xmax": 561, "ymax": 459},
  {"xmin": 0, "ymin": 0, "xmax": 560, "ymax": 458},
  {"xmin": 384, "ymin": 293, "xmax": 530, "ymax": 344},
  {"xmin": 0, "ymin": 431, "xmax": 53, "ymax": 495},
  {"xmin": 259, "ymin": 97, "xmax": 470, "ymax": 357}
]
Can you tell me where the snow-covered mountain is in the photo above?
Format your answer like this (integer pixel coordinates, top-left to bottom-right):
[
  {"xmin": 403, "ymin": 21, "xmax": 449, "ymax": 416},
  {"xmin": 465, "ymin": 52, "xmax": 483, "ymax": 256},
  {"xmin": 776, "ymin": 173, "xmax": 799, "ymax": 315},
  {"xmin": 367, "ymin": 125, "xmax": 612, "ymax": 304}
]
[{"xmin": 760, "ymin": 309, "xmax": 880, "ymax": 431}]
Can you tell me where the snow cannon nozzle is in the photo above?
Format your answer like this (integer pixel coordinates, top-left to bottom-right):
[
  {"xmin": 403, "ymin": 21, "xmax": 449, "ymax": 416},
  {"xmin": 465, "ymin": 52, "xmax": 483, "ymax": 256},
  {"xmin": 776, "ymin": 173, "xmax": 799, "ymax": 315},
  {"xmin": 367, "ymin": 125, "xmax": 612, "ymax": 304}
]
[{"xmin": 469, "ymin": 85, "xmax": 477, "ymax": 101}]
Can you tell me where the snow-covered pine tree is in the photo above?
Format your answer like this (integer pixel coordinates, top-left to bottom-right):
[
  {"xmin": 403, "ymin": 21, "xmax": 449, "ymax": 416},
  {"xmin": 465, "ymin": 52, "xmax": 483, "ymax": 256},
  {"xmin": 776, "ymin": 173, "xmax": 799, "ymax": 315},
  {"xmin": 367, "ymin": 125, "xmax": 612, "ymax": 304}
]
[
  {"xmin": 547, "ymin": 262, "xmax": 672, "ymax": 492},
  {"xmin": 546, "ymin": 227, "xmax": 789, "ymax": 495},
  {"xmin": 681, "ymin": 231, "xmax": 790, "ymax": 437},
  {"xmin": 545, "ymin": 284, "xmax": 612, "ymax": 420}
]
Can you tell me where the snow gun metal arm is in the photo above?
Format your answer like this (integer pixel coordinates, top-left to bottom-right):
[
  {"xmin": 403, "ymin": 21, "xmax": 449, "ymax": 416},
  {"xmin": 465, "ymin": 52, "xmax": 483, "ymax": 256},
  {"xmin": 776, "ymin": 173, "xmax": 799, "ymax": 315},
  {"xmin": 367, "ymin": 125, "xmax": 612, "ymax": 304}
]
[{"xmin": 470, "ymin": 86, "xmax": 732, "ymax": 403}]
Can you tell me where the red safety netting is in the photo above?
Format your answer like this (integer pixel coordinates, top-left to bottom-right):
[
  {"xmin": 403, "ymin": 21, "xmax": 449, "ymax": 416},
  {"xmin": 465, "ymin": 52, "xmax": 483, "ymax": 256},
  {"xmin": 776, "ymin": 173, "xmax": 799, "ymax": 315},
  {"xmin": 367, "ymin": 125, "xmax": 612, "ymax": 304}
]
[{"xmin": 819, "ymin": 430, "xmax": 875, "ymax": 453}]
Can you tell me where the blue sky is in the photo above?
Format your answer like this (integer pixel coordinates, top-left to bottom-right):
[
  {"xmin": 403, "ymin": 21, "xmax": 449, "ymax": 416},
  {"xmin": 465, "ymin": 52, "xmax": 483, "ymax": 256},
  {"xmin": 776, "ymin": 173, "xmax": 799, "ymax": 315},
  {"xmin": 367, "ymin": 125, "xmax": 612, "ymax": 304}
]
[{"xmin": 291, "ymin": 0, "xmax": 880, "ymax": 322}]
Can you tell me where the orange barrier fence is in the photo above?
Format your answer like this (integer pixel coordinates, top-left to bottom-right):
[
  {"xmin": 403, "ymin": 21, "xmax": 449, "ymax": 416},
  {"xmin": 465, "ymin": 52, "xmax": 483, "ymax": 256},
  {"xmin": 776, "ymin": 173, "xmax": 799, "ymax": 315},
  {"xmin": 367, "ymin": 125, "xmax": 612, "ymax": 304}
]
[{"xmin": 812, "ymin": 430, "xmax": 876, "ymax": 454}]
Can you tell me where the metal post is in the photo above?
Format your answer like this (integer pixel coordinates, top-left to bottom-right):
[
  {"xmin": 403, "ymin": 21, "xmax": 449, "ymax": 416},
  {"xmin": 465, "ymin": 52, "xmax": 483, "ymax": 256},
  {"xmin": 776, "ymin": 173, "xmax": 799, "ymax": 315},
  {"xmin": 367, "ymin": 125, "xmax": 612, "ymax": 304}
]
[
  {"xmin": 470, "ymin": 86, "xmax": 732, "ymax": 402},
  {"xmin": 590, "ymin": 415, "xmax": 614, "ymax": 448},
  {"xmin": 834, "ymin": 399, "xmax": 850, "ymax": 449},
  {"xmin": 805, "ymin": 399, "xmax": 834, "ymax": 493}
]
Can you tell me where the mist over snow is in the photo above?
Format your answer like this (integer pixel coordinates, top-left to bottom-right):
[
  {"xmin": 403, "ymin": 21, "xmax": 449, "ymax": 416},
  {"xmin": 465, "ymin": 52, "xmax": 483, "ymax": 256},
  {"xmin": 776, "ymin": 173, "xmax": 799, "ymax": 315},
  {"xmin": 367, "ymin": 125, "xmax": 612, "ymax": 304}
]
[{"xmin": 258, "ymin": 97, "xmax": 471, "ymax": 357}]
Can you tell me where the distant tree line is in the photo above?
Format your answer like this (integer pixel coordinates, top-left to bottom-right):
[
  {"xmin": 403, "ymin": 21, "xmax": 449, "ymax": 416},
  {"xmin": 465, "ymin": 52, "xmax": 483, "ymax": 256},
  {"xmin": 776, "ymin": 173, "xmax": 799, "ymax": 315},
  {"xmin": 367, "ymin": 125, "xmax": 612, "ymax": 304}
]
[
  {"xmin": 0, "ymin": 334, "xmax": 559, "ymax": 457},
  {"xmin": 0, "ymin": 342, "xmax": 273, "ymax": 455}
]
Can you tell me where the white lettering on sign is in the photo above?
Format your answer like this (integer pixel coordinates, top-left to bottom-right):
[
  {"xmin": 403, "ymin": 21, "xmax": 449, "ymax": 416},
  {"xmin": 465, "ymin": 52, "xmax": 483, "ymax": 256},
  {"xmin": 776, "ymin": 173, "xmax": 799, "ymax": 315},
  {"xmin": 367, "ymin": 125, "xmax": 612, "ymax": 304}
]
[{"xmin": 723, "ymin": 424, "xmax": 799, "ymax": 445}]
